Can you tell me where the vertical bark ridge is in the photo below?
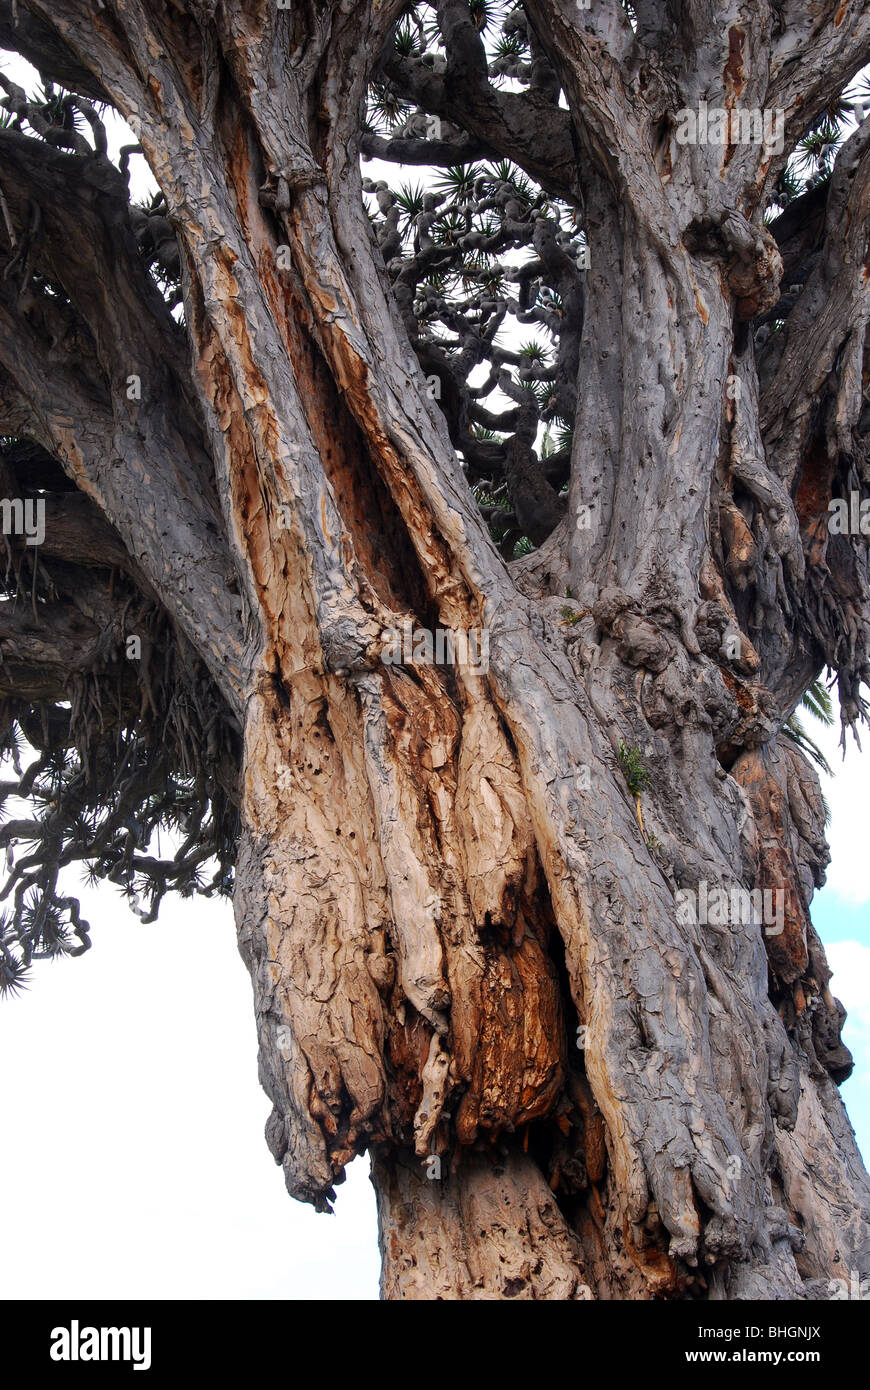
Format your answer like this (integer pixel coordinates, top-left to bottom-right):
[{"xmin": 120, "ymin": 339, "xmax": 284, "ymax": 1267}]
[{"xmin": 17, "ymin": 0, "xmax": 869, "ymax": 1298}]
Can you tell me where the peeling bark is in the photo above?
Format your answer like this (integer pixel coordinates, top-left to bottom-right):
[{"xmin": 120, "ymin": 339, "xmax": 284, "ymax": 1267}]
[{"xmin": 2, "ymin": 0, "xmax": 869, "ymax": 1300}]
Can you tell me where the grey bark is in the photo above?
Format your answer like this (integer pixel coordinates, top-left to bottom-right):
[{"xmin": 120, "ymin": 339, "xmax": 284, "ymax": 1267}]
[{"xmin": 1, "ymin": 0, "xmax": 869, "ymax": 1299}]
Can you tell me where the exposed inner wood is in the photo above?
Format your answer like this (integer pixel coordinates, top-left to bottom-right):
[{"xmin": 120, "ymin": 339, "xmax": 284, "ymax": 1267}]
[{"xmin": 0, "ymin": 0, "xmax": 868, "ymax": 1300}]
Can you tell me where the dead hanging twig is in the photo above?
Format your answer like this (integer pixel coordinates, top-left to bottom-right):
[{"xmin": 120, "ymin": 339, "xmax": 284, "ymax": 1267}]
[
  {"xmin": 0, "ymin": 599, "xmax": 241, "ymax": 993},
  {"xmin": 2, "ymin": 198, "xmax": 42, "ymax": 307},
  {"xmin": 0, "ymin": 175, "xmax": 16, "ymax": 249}
]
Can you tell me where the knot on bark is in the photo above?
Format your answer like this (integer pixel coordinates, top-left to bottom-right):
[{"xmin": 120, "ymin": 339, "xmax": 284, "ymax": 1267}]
[
  {"xmin": 694, "ymin": 601, "xmax": 760, "ymax": 674},
  {"xmin": 617, "ymin": 615, "xmax": 674, "ymax": 671},
  {"xmin": 683, "ymin": 210, "xmax": 783, "ymax": 320},
  {"xmin": 591, "ymin": 585, "xmax": 634, "ymax": 634},
  {"xmin": 808, "ymin": 992, "xmax": 853, "ymax": 1082},
  {"xmin": 259, "ymin": 162, "xmax": 326, "ymax": 213},
  {"xmin": 592, "ymin": 589, "xmax": 673, "ymax": 670},
  {"xmin": 721, "ymin": 211, "xmax": 783, "ymax": 320}
]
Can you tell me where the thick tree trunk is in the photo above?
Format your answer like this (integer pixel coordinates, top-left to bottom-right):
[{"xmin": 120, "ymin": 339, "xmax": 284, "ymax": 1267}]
[{"xmin": 4, "ymin": 0, "xmax": 870, "ymax": 1299}]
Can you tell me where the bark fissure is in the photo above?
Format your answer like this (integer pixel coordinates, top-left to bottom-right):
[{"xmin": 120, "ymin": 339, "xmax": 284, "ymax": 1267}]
[{"xmin": 2, "ymin": 0, "xmax": 869, "ymax": 1299}]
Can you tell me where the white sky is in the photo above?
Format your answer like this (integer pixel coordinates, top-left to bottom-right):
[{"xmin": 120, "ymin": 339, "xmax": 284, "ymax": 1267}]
[
  {"xmin": 0, "ymin": 883, "xmax": 381, "ymax": 1299},
  {"xmin": 0, "ymin": 51, "xmax": 867, "ymax": 1302}
]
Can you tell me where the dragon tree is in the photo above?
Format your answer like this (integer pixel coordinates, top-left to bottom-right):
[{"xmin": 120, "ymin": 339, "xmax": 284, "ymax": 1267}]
[{"xmin": 1, "ymin": 0, "xmax": 869, "ymax": 1299}]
